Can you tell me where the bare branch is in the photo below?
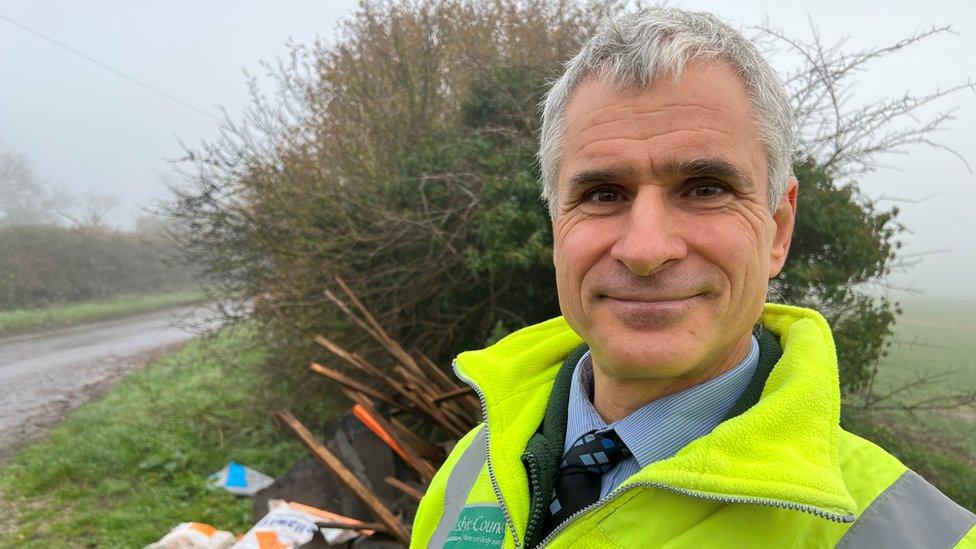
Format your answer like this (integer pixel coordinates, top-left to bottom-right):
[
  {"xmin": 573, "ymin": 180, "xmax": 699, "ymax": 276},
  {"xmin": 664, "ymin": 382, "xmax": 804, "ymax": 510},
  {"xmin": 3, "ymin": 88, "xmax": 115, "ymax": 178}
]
[{"xmin": 756, "ymin": 22, "xmax": 972, "ymax": 179}]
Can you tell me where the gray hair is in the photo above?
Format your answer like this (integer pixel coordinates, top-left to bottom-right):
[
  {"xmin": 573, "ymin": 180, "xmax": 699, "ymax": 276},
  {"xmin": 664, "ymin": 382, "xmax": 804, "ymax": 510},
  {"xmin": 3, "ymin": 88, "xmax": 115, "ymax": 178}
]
[{"xmin": 538, "ymin": 7, "xmax": 794, "ymax": 218}]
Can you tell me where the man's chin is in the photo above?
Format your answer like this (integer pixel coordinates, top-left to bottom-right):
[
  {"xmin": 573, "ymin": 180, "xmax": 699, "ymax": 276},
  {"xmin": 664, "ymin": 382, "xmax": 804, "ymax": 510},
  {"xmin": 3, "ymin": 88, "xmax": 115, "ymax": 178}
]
[
  {"xmin": 581, "ymin": 302, "xmax": 709, "ymax": 376},
  {"xmin": 589, "ymin": 337, "xmax": 701, "ymax": 381}
]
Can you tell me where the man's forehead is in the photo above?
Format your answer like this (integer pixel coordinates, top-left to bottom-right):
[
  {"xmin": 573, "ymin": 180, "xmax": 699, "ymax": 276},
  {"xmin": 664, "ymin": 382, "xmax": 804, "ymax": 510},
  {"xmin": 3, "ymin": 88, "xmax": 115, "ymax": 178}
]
[
  {"xmin": 558, "ymin": 60, "xmax": 768, "ymax": 188},
  {"xmin": 564, "ymin": 59, "xmax": 752, "ymax": 118}
]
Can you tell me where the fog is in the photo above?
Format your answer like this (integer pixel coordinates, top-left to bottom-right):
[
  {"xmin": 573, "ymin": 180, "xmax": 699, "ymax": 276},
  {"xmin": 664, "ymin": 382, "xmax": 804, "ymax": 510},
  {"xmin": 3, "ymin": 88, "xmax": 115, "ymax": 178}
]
[{"xmin": 1, "ymin": 0, "xmax": 973, "ymax": 298}]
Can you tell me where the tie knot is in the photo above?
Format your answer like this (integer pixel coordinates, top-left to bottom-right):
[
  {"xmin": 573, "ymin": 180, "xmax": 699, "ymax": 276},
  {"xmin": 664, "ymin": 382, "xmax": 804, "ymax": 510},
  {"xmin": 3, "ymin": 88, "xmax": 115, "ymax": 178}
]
[{"xmin": 561, "ymin": 429, "xmax": 631, "ymax": 474}]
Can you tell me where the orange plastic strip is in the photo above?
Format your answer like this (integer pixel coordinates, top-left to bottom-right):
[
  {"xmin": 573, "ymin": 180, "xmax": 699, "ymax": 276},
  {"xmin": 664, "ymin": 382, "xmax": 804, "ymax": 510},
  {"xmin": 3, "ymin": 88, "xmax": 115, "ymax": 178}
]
[
  {"xmin": 351, "ymin": 404, "xmax": 411, "ymax": 464},
  {"xmin": 254, "ymin": 530, "xmax": 288, "ymax": 549},
  {"xmin": 188, "ymin": 522, "xmax": 218, "ymax": 536}
]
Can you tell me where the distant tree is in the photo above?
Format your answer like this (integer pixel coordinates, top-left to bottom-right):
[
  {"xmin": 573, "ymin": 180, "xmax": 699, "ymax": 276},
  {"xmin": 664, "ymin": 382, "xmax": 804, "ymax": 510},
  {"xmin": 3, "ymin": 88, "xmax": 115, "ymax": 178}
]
[
  {"xmin": 133, "ymin": 213, "xmax": 169, "ymax": 236},
  {"xmin": 166, "ymin": 1, "xmax": 970, "ymax": 400},
  {"xmin": 0, "ymin": 224, "xmax": 196, "ymax": 309},
  {"xmin": 72, "ymin": 192, "xmax": 121, "ymax": 228},
  {"xmin": 0, "ymin": 149, "xmax": 61, "ymax": 227}
]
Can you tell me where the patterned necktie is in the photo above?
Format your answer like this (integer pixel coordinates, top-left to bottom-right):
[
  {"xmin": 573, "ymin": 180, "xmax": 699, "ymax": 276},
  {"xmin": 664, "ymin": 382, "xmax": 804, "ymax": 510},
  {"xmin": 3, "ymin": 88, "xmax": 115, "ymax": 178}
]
[{"xmin": 543, "ymin": 428, "xmax": 632, "ymax": 531}]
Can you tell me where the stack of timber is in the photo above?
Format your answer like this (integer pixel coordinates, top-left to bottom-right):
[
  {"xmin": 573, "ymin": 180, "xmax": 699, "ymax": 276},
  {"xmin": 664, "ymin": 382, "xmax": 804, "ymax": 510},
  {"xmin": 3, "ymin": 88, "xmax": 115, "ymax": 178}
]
[{"xmin": 274, "ymin": 277, "xmax": 481, "ymax": 547}]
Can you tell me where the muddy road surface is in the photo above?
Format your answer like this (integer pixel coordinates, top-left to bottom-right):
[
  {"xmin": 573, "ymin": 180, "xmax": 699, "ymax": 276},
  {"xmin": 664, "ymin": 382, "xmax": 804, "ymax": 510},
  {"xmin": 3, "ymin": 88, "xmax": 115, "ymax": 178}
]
[{"xmin": 0, "ymin": 305, "xmax": 212, "ymax": 461}]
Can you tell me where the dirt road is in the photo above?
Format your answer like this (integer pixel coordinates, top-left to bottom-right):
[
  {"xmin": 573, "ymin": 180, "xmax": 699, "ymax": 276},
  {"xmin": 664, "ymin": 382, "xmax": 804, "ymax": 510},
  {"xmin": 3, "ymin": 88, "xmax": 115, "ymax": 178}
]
[{"xmin": 0, "ymin": 305, "xmax": 211, "ymax": 461}]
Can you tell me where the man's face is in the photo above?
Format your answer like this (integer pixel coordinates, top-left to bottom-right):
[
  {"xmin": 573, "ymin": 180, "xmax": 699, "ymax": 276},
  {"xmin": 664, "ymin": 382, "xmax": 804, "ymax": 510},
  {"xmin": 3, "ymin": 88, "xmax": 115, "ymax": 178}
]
[{"xmin": 552, "ymin": 59, "xmax": 797, "ymax": 381}]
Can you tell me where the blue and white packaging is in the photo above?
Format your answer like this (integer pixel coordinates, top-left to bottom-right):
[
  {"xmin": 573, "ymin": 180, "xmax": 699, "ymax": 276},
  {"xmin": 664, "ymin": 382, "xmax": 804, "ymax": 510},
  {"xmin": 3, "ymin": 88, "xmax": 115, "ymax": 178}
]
[{"xmin": 208, "ymin": 461, "xmax": 275, "ymax": 496}]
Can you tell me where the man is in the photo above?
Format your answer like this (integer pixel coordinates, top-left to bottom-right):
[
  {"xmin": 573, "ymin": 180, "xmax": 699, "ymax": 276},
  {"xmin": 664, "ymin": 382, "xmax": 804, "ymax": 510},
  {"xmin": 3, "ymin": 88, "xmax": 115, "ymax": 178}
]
[{"xmin": 411, "ymin": 8, "xmax": 976, "ymax": 548}]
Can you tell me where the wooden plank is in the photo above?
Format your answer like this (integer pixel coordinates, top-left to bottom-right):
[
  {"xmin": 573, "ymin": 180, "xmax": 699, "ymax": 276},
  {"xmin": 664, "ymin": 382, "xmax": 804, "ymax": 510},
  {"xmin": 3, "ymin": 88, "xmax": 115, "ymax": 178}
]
[
  {"xmin": 320, "ymin": 283, "xmax": 475, "ymax": 432},
  {"xmin": 322, "ymin": 288, "xmax": 385, "ymax": 344},
  {"xmin": 342, "ymin": 388, "xmax": 438, "ymax": 482},
  {"xmin": 385, "ymin": 476, "xmax": 424, "ymax": 502},
  {"xmin": 334, "ymin": 276, "xmax": 428, "ymax": 379},
  {"xmin": 415, "ymin": 351, "xmax": 463, "ymax": 392},
  {"xmin": 286, "ymin": 502, "xmax": 381, "ymax": 533},
  {"xmin": 416, "ymin": 352, "xmax": 481, "ymax": 413},
  {"xmin": 317, "ymin": 520, "xmax": 385, "ymax": 532},
  {"xmin": 393, "ymin": 365, "xmax": 438, "ymax": 402},
  {"xmin": 389, "ymin": 417, "xmax": 443, "ymax": 461},
  {"xmin": 431, "ymin": 385, "xmax": 480, "ymax": 426},
  {"xmin": 321, "ymin": 278, "xmax": 471, "ymax": 435},
  {"xmin": 275, "ymin": 410, "xmax": 411, "ymax": 545},
  {"xmin": 314, "ymin": 334, "xmax": 426, "ymax": 410},
  {"xmin": 309, "ymin": 362, "xmax": 407, "ymax": 410},
  {"xmin": 314, "ymin": 334, "xmax": 388, "ymax": 381},
  {"xmin": 352, "ymin": 404, "xmax": 413, "ymax": 466},
  {"xmin": 436, "ymin": 403, "xmax": 474, "ymax": 436},
  {"xmin": 348, "ymin": 363, "xmax": 449, "ymax": 433},
  {"xmin": 391, "ymin": 360, "xmax": 476, "ymax": 427},
  {"xmin": 407, "ymin": 380, "xmax": 470, "ymax": 436},
  {"xmin": 392, "ymin": 366, "xmax": 467, "ymax": 438},
  {"xmin": 432, "ymin": 386, "xmax": 475, "ymax": 404}
]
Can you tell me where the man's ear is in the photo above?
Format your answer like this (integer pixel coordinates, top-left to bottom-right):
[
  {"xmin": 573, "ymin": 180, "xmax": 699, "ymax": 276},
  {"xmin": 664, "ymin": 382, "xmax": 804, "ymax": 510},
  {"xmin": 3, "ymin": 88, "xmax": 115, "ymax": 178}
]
[{"xmin": 768, "ymin": 178, "xmax": 798, "ymax": 278}]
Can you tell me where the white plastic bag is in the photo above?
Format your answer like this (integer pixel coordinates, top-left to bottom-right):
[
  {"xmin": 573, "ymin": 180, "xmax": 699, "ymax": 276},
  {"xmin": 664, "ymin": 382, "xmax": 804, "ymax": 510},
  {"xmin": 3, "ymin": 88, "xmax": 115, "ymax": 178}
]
[
  {"xmin": 146, "ymin": 522, "xmax": 236, "ymax": 549},
  {"xmin": 231, "ymin": 500, "xmax": 319, "ymax": 548}
]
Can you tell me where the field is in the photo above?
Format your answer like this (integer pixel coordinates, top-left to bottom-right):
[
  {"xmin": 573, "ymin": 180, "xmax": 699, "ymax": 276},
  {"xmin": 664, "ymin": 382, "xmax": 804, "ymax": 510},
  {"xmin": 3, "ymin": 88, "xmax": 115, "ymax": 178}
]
[
  {"xmin": 0, "ymin": 290, "xmax": 207, "ymax": 337},
  {"xmin": 844, "ymin": 295, "xmax": 976, "ymax": 509},
  {"xmin": 866, "ymin": 296, "xmax": 976, "ymax": 451}
]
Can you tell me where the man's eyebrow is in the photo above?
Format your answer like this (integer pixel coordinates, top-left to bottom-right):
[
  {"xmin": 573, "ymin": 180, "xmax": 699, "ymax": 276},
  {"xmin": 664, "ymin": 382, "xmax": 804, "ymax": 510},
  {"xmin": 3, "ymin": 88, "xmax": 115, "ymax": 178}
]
[
  {"xmin": 565, "ymin": 159, "xmax": 753, "ymax": 191},
  {"xmin": 663, "ymin": 157, "xmax": 754, "ymax": 188},
  {"xmin": 566, "ymin": 167, "xmax": 632, "ymax": 189}
]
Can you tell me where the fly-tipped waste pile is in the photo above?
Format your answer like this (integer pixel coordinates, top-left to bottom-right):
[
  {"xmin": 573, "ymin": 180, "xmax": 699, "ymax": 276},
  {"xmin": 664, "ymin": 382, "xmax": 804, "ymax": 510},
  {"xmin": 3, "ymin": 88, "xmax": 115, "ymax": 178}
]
[{"xmin": 273, "ymin": 277, "xmax": 481, "ymax": 547}]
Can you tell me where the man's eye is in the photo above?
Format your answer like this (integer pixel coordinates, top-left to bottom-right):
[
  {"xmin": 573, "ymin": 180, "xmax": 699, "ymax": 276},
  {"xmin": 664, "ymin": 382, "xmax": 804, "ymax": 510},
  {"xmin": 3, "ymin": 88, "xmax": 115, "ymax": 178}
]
[
  {"xmin": 586, "ymin": 188, "xmax": 622, "ymax": 203},
  {"xmin": 689, "ymin": 182, "xmax": 728, "ymax": 198}
]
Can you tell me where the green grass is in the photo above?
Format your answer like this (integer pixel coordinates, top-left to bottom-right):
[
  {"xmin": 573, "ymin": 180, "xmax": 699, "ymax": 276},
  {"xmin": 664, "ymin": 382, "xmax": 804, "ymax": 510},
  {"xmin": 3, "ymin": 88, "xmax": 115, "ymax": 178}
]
[
  {"xmin": 0, "ymin": 291, "xmax": 208, "ymax": 337},
  {"xmin": 875, "ymin": 297, "xmax": 976, "ymax": 393},
  {"xmin": 843, "ymin": 412, "xmax": 976, "ymax": 511},
  {"xmin": 867, "ymin": 297, "xmax": 976, "ymax": 452},
  {"xmin": 0, "ymin": 325, "xmax": 341, "ymax": 547},
  {"xmin": 843, "ymin": 295, "xmax": 976, "ymax": 512}
]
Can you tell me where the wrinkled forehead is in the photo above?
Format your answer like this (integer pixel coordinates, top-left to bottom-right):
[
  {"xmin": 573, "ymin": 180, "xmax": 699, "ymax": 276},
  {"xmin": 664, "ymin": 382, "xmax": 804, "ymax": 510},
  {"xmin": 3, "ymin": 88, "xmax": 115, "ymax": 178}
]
[{"xmin": 559, "ymin": 59, "xmax": 769, "ymax": 191}]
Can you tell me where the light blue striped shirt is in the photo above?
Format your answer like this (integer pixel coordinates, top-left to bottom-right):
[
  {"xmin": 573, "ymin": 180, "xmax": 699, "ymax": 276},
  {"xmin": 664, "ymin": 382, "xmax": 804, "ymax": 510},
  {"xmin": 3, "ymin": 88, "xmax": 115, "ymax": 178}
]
[{"xmin": 564, "ymin": 336, "xmax": 759, "ymax": 498}]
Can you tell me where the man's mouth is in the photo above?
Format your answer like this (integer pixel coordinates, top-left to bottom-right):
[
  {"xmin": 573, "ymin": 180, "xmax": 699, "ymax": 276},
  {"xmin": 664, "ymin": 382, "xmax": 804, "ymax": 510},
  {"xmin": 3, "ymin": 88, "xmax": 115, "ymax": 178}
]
[
  {"xmin": 601, "ymin": 292, "xmax": 703, "ymax": 303},
  {"xmin": 598, "ymin": 293, "xmax": 704, "ymax": 327}
]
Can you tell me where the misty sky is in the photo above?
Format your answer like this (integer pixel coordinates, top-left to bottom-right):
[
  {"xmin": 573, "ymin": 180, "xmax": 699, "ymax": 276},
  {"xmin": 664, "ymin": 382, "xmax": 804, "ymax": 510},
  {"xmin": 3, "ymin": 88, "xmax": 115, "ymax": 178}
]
[{"xmin": 1, "ymin": 0, "xmax": 973, "ymax": 299}]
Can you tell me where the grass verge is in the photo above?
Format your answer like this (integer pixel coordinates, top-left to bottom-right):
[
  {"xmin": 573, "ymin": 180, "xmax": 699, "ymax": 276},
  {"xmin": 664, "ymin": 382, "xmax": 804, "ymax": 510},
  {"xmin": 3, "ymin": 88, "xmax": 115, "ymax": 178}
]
[
  {"xmin": 842, "ymin": 411, "xmax": 976, "ymax": 512},
  {"xmin": 843, "ymin": 296, "xmax": 976, "ymax": 512},
  {"xmin": 0, "ymin": 290, "xmax": 207, "ymax": 337},
  {"xmin": 863, "ymin": 296, "xmax": 976, "ymax": 456},
  {"xmin": 0, "ymin": 325, "xmax": 341, "ymax": 547}
]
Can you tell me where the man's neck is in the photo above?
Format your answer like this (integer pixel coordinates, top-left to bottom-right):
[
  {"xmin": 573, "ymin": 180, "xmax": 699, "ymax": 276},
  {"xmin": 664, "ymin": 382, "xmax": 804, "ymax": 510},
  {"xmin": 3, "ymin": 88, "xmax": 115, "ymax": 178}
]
[{"xmin": 591, "ymin": 333, "xmax": 754, "ymax": 423}]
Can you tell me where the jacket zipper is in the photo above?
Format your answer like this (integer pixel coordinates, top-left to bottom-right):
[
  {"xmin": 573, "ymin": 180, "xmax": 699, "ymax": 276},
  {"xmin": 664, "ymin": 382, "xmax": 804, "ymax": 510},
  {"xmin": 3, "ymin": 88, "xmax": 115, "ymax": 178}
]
[
  {"xmin": 521, "ymin": 452, "xmax": 544, "ymax": 546},
  {"xmin": 535, "ymin": 482, "xmax": 855, "ymax": 548},
  {"xmin": 453, "ymin": 360, "xmax": 854, "ymax": 549},
  {"xmin": 453, "ymin": 359, "xmax": 524, "ymax": 549}
]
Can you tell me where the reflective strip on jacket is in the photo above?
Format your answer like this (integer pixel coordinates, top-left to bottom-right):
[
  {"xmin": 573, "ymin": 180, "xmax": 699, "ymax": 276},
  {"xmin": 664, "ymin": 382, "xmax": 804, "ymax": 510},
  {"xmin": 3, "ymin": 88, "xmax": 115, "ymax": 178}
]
[{"xmin": 411, "ymin": 304, "xmax": 976, "ymax": 548}]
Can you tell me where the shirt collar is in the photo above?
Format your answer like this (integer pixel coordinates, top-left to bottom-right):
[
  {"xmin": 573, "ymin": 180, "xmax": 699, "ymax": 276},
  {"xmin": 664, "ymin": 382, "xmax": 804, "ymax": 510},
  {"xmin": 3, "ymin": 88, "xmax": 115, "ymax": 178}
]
[{"xmin": 565, "ymin": 336, "xmax": 760, "ymax": 468}]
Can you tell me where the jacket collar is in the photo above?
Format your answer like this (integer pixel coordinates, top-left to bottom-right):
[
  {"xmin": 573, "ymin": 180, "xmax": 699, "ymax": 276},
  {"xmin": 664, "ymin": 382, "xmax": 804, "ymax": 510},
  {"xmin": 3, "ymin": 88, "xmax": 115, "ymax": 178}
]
[{"xmin": 453, "ymin": 304, "xmax": 858, "ymax": 542}]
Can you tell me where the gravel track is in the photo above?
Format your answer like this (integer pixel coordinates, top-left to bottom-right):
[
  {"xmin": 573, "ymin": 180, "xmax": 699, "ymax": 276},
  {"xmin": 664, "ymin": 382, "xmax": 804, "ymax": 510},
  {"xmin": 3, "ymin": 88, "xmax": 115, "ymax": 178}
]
[{"xmin": 0, "ymin": 305, "xmax": 211, "ymax": 461}]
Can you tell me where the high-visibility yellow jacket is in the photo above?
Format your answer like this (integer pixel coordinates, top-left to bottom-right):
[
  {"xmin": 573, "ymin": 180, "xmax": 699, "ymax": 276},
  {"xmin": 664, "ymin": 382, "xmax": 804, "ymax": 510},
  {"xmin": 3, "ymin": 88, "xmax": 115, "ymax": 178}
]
[{"xmin": 410, "ymin": 304, "xmax": 976, "ymax": 548}]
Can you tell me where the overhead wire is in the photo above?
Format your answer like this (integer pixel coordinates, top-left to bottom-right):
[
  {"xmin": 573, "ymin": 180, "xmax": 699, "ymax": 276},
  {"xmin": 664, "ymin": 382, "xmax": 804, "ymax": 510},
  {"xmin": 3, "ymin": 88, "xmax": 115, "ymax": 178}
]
[{"xmin": 0, "ymin": 11, "xmax": 221, "ymax": 121}]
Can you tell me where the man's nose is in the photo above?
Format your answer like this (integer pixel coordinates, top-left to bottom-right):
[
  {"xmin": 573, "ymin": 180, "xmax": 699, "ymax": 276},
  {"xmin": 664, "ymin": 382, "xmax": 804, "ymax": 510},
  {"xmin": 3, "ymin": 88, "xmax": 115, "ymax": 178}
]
[{"xmin": 609, "ymin": 191, "xmax": 688, "ymax": 276}]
